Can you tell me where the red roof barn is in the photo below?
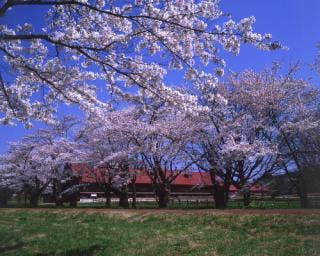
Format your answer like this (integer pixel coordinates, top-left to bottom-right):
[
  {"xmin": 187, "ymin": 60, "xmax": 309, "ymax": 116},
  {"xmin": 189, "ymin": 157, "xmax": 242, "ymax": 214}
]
[{"xmin": 71, "ymin": 163, "xmax": 269, "ymax": 194}]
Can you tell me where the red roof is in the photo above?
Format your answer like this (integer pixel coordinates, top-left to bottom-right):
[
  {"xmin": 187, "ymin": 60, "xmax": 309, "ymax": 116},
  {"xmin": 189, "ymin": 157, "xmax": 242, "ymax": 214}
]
[
  {"xmin": 249, "ymin": 183, "xmax": 270, "ymax": 192},
  {"xmin": 72, "ymin": 163, "xmax": 107, "ymax": 183},
  {"xmin": 71, "ymin": 164, "xmax": 268, "ymax": 193}
]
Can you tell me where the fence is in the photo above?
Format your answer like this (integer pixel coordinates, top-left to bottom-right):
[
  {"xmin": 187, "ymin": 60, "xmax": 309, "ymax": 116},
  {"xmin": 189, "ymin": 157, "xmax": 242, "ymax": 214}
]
[{"xmin": 78, "ymin": 192, "xmax": 320, "ymax": 209}]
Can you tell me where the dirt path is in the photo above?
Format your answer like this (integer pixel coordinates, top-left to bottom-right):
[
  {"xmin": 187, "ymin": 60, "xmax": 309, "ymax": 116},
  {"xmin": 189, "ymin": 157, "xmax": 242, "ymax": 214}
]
[{"xmin": 1, "ymin": 208, "xmax": 320, "ymax": 216}]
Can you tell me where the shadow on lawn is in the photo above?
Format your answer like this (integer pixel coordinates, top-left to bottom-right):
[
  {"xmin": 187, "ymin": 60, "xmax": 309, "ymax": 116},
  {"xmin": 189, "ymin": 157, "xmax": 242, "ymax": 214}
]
[
  {"xmin": 0, "ymin": 242, "xmax": 24, "ymax": 254},
  {"xmin": 36, "ymin": 244, "xmax": 102, "ymax": 256}
]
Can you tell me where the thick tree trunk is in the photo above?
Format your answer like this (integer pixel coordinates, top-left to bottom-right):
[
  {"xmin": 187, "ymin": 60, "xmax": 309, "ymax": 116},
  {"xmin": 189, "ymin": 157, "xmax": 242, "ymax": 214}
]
[
  {"xmin": 297, "ymin": 176, "xmax": 310, "ymax": 208},
  {"xmin": 29, "ymin": 176, "xmax": 41, "ymax": 207},
  {"xmin": 29, "ymin": 193, "xmax": 40, "ymax": 207},
  {"xmin": 56, "ymin": 200, "xmax": 63, "ymax": 207},
  {"xmin": 209, "ymin": 170, "xmax": 229, "ymax": 209},
  {"xmin": 284, "ymin": 163, "xmax": 310, "ymax": 208},
  {"xmin": 213, "ymin": 185, "xmax": 228, "ymax": 209},
  {"xmin": 299, "ymin": 193, "xmax": 310, "ymax": 208},
  {"xmin": 155, "ymin": 184, "xmax": 170, "ymax": 208},
  {"xmin": 69, "ymin": 199, "xmax": 77, "ymax": 207},
  {"xmin": 0, "ymin": 196, "xmax": 8, "ymax": 207},
  {"xmin": 118, "ymin": 187, "xmax": 129, "ymax": 208},
  {"xmin": 0, "ymin": 188, "xmax": 10, "ymax": 207},
  {"xmin": 131, "ymin": 180, "xmax": 137, "ymax": 209},
  {"xmin": 283, "ymin": 135, "xmax": 311, "ymax": 208},
  {"xmin": 16, "ymin": 193, "xmax": 22, "ymax": 205},
  {"xmin": 67, "ymin": 191, "xmax": 79, "ymax": 207},
  {"xmin": 236, "ymin": 160, "xmax": 251, "ymax": 207},
  {"xmin": 53, "ymin": 181, "xmax": 63, "ymax": 206},
  {"xmin": 299, "ymin": 168, "xmax": 312, "ymax": 208},
  {"xmin": 104, "ymin": 190, "xmax": 112, "ymax": 208},
  {"xmin": 243, "ymin": 190, "xmax": 251, "ymax": 207},
  {"xmin": 24, "ymin": 192, "xmax": 27, "ymax": 207}
]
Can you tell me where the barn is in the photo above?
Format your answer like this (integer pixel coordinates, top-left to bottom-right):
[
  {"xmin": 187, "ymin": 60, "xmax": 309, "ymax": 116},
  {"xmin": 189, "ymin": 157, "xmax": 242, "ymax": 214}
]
[{"xmin": 71, "ymin": 163, "xmax": 269, "ymax": 200}]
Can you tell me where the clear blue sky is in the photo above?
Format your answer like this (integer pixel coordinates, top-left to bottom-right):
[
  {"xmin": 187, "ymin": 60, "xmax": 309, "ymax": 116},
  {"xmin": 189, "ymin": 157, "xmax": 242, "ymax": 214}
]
[{"xmin": 1, "ymin": 0, "xmax": 320, "ymax": 153}]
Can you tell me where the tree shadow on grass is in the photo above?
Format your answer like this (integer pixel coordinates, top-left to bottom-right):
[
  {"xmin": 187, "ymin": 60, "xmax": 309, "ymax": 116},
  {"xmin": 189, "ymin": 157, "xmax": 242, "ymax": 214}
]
[
  {"xmin": 0, "ymin": 242, "xmax": 24, "ymax": 254},
  {"xmin": 36, "ymin": 244, "xmax": 103, "ymax": 256}
]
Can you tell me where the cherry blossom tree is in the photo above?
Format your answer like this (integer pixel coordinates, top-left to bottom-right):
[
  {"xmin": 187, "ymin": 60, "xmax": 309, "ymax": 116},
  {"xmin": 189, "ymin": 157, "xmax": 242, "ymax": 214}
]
[
  {"xmin": 0, "ymin": 138, "xmax": 50, "ymax": 206},
  {"xmin": 76, "ymin": 113, "xmax": 135, "ymax": 208},
  {"xmin": 0, "ymin": 0, "xmax": 281, "ymax": 126},
  {"xmin": 190, "ymin": 66, "xmax": 292, "ymax": 208},
  {"xmin": 0, "ymin": 124, "xmax": 80, "ymax": 206},
  {"xmin": 0, "ymin": 157, "xmax": 13, "ymax": 206},
  {"xmin": 83, "ymin": 99, "xmax": 202, "ymax": 208},
  {"xmin": 132, "ymin": 105, "xmax": 201, "ymax": 208},
  {"xmin": 227, "ymin": 65, "xmax": 320, "ymax": 207}
]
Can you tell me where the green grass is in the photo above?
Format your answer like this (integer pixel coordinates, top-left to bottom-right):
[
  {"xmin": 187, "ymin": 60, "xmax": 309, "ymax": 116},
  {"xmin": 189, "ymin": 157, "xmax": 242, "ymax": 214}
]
[{"xmin": 0, "ymin": 209, "xmax": 319, "ymax": 256}]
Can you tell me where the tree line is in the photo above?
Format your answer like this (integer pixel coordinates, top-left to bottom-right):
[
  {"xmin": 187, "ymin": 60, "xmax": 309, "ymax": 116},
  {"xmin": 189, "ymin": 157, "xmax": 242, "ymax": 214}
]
[
  {"xmin": 1, "ymin": 66, "xmax": 319, "ymax": 208},
  {"xmin": 0, "ymin": 1, "xmax": 319, "ymax": 208}
]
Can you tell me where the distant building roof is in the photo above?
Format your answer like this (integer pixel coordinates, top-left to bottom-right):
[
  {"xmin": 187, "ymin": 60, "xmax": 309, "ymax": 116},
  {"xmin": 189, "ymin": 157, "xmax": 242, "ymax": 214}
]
[{"xmin": 71, "ymin": 163, "xmax": 269, "ymax": 193}]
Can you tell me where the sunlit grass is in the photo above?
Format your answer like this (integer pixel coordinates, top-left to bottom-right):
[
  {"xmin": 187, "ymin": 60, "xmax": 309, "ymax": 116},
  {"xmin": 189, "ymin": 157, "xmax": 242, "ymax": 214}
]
[{"xmin": 0, "ymin": 209, "xmax": 319, "ymax": 256}]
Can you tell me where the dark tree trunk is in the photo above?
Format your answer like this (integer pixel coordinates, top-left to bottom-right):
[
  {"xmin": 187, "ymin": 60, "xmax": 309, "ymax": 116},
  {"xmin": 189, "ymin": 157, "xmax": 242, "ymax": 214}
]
[
  {"xmin": 284, "ymin": 163, "xmax": 310, "ymax": 208},
  {"xmin": 104, "ymin": 190, "xmax": 112, "ymax": 208},
  {"xmin": 118, "ymin": 186, "xmax": 129, "ymax": 208},
  {"xmin": 0, "ymin": 187, "xmax": 10, "ymax": 207},
  {"xmin": 105, "ymin": 196, "xmax": 111, "ymax": 207},
  {"xmin": 213, "ymin": 185, "xmax": 228, "ymax": 209},
  {"xmin": 29, "ymin": 176, "xmax": 41, "ymax": 207},
  {"xmin": 67, "ymin": 191, "xmax": 79, "ymax": 207},
  {"xmin": 24, "ymin": 192, "xmax": 27, "ymax": 207},
  {"xmin": 131, "ymin": 179, "xmax": 137, "ymax": 209},
  {"xmin": 53, "ymin": 181, "xmax": 63, "ymax": 206},
  {"xmin": 16, "ymin": 193, "xmax": 22, "ymax": 205},
  {"xmin": 56, "ymin": 200, "xmax": 63, "ymax": 207},
  {"xmin": 299, "ymin": 193, "xmax": 310, "ymax": 208},
  {"xmin": 101, "ymin": 180, "xmax": 114, "ymax": 208},
  {"xmin": 29, "ymin": 193, "xmax": 40, "ymax": 207},
  {"xmin": 236, "ymin": 160, "xmax": 251, "ymax": 207},
  {"xmin": 155, "ymin": 184, "xmax": 170, "ymax": 208},
  {"xmin": 297, "ymin": 176, "xmax": 310, "ymax": 208},
  {"xmin": 0, "ymin": 196, "xmax": 8, "ymax": 207},
  {"xmin": 69, "ymin": 199, "xmax": 77, "ymax": 207},
  {"xmin": 209, "ymin": 170, "xmax": 229, "ymax": 209},
  {"xmin": 282, "ymin": 135, "xmax": 310, "ymax": 208},
  {"xmin": 243, "ymin": 190, "xmax": 251, "ymax": 207}
]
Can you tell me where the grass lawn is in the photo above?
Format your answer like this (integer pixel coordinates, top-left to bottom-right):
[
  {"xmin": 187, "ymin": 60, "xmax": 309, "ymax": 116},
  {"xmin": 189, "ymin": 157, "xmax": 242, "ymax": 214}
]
[{"xmin": 0, "ymin": 209, "xmax": 319, "ymax": 256}]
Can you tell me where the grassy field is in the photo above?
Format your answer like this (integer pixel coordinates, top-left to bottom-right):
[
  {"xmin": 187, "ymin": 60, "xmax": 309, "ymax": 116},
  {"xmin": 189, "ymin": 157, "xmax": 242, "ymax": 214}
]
[
  {"xmin": 0, "ymin": 209, "xmax": 319, "ymax": 256},
  {"xmin": 75, "ymin": 200, "xmax": 302, "ymax": 209}
]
